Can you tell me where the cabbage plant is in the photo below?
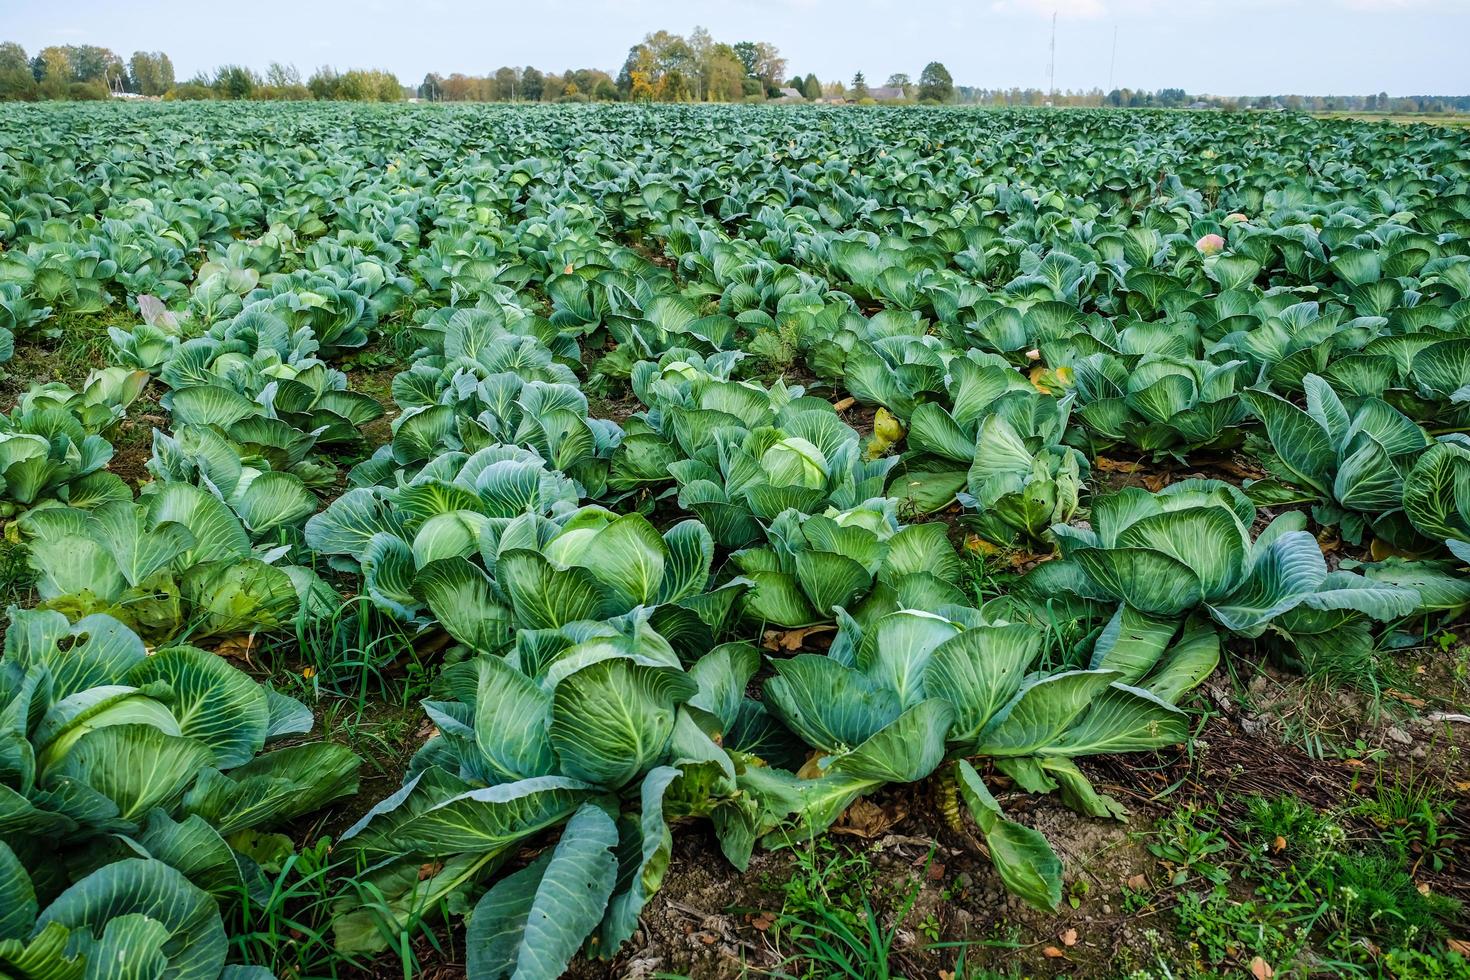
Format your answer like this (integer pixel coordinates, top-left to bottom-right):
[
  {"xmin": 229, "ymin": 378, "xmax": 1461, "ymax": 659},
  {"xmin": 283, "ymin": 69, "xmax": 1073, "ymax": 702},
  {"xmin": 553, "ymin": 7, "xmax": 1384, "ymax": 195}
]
[
  {"xmin": 1069, "ymin": 353, "xmax": 1249, "ymax": 456},
  {"xmin": 1030, "ymin": 480, "xmax": 1418, "ymax": 636},
  {"xmin": 0, "ymin": 608, "xmax": 359, "ymax": 976},
  {"xmin": 744, "ymin": 605, "xmax": 1218, "ymax": 910},
  {"xmin": 731, "ymin": 503, "xmax": 965, "ymax": 628},
  {"xmin": 669, "ymin": 400, "xmax": 894, "ymax": 548},
  {"xmin": 331, "ymin": 616, "xmax": 745, "ymax": 976},
  {"xmin": 19, "ymin": 484, "xmax": 328, "ymax": 642},
  {"xmin": 894, "ymin": 361, "xmax": 1087, "ymax": 547},
  {"xmin": 1242, "ymin": 374, "xmax": 1431, "ymax": 545},
  {"xmin": 0, "ymin": 369, "xmax": 146, "ymax": 513}
]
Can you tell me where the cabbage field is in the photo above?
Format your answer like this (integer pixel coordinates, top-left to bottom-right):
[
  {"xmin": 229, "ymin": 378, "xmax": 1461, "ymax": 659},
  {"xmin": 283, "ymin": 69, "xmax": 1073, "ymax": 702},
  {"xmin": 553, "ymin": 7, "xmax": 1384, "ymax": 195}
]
[{"xmin": 0, "ymin": 102, "xmax": 1467, "ymax": 979}]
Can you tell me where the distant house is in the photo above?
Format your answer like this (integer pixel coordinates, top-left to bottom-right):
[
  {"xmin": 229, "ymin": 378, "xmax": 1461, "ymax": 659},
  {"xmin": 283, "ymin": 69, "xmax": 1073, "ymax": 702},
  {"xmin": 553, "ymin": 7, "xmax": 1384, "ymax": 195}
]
[
  {"xmin": 868, "ymin": 86, "xmax": 907, "ymax": 101},
  {"xmin": 776, "ymin": 87, "xmax": 806, "ymax": 103}
]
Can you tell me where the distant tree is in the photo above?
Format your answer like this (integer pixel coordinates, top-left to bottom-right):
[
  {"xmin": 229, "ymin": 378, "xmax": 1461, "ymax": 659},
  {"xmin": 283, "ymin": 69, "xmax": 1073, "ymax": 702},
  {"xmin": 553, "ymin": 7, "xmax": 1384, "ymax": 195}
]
[
  {"xmin": 308, "ymin": 66, "xmax": 337, "ymax": 99},
  {"xmin": 129, "ymin": 51, "xmax": 156, "ymax": 94},
  {"xmin": 0, "ymin": 41, "xmax": 25, "ymax": 73},
  {"xmin": 687, "ymin": 25, "xmax": 713, "ymax": 99},
  {"xmin": 157, "ymin": 52, "xmax": 175, "ymax": 92},
  {"xmin": 704, "ymin": 44, "xmax": 746, "ymax": 102},
  {"xmin": 659, "ymin": 68, "xmax": 691, "ymax": 102},
  {"xmin": 265, "ymin": 62, "xmax": 302, "ymax": 87},
  {"xmin": 64, "ymin": 45, "xmax": 122, "ymax": 83},
  {"xmin": 493, "ymin": 66, "xmax": 518, "ymax": 100},
  {"xmin": 214, "ymin": 64, "xmax": 258, "ymax": 100},
  {"xmin": 732, "ymin": 41, "xmax": 760, "ymax": 77},
  {"xmin": 592, "ymin": 77, "xmax": 619, "ymax": 101},
  {"xmin": 0, "ymin": 41, "xmax": 36, "ymax": 100},
  {"xmin": 885, "ymin": 72, "xmax": 911, "ymax": 94},
  {"xmin": 803, "ymin": 73, "xmax": 820, "ymax": 100},
  {"xmin": 419, "ymin": 72, "xmax": 443, "ymax": 101},
  {"xmin": 520, "ymin": 66, "xmax": 544, "ymax": 101},
  {"xmin": 917, "ymin": 61, "xmax": 953, "ymax": 102},
  {"xmin": 752, "ymin": 42, "xmax": 785, "ymax": 94},
  {"xmin": 851, "ymin": 70, "xmax": 869, "ymax": 100}
]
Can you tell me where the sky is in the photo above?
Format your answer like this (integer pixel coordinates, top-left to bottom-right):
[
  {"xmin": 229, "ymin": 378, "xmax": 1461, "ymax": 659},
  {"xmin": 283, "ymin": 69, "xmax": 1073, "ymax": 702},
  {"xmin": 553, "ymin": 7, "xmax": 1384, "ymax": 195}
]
[{"xmin": 5, "ymin": 0, "xmax": 1469, "ymax": 95}]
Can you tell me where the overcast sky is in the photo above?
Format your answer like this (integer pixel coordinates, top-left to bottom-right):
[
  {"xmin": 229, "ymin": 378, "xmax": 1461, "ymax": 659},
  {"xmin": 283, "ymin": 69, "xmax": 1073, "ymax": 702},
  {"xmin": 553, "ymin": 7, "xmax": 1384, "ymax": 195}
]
[{"xmin": 6, "ymin": 0, "xmax": 1468, "ymax": 95}]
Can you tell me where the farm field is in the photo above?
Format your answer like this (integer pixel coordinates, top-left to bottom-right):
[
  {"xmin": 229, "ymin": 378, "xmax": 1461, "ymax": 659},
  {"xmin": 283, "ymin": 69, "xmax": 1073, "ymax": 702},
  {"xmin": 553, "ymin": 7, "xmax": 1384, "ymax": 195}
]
[{"xmin": 0, "ymin": 101, "xmax": 1468, "ymax": 980}]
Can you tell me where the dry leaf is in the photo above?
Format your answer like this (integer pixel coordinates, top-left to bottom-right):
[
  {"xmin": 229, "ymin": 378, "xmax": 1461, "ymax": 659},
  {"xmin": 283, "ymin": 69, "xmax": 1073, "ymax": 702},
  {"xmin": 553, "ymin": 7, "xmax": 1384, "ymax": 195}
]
[
  {"xmin": 1094, "ymin": 457, "xmax": 1144, "ymax": 474},
  {"xmin": 797, "ymin": 752, "xmax": 829, "ymax": 781},
  {"xmin": 832, "ymin": 396, "xmax": 856, "ymax": 412},
  {"xmin": 832, "ymin": 797, "xmax": 908, "ymax": 839},
  {"xmin": 1447, "ymin": 939, "xmax": 1470, "ymax": 956},
  {"xmin": 938, "ymin": 972, "xmax": 956, "ymax": 980},
  {"xmin": 1126, "ymin": 874, "xmax": 1147, "ymax": 890},
  {"xmin": 964, "ymin": 534, "xmax": 1001, "ymax": 556},
  {"xmin": 1250, "ymin": 956, "xmax": 1274, "ymax": 980},
  {"xmin": 749, "ymin": 912, "xmax": 776, "ymax": 932},
  {"xmin": 1060, "ymin": 928, "xmax": 1078, "ymax": 947},
  {"xmin": 1142, "ymin": 474, "xmax": 1169, "ymax": 492},
  {"xmin": 418, "ymin": 861, "xmax": 444, "ymax": 881},
  {"xmin": 1273, "ymin": 835, "xmax": 1287, "ymax": 853},
  {"xmin": 762, "ymin": 624, "xmax": 835, "ymax": 652},
  {"xmin": 213, "ymin": 634, "xmax": 257, "ymax": 663},
  {"xmin": 1386, "ymin": 689, "xmax": 1427, "ymax": 708},
  {"xmin": 1042, "ymin": 946, "xmax": 1066, "ymax": 959},
  {"xmin": 1417, "ymin": 882, "xmax": 1432, "ymax": 896}
]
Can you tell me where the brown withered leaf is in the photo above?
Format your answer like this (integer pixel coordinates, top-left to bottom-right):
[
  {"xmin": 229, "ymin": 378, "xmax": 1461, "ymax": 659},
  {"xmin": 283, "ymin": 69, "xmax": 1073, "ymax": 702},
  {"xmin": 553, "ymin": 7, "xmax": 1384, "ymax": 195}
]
[
  {"xmin": 1126, "ymin": 874, "xmax": 1147, "ymax": 890},
  {"xmin": 418, "ymin": 861, "xmax": 444, "ymax": 881},
  {"xmin": 1250, "ymin": 956, "xmax": 1274, "ymax": 980},
  {"xmin": 832, "ymin": 396, "xmax": 856, "ymax": 412},
  {"xmin": 762, "ymin": 624, "xmax": 835, "ymax": 652},
  {"xmin": 1273, "ymin": 835, "xmax": 1287, "ymax": 853},
  {"xmin": 1093, "ymin": 456, "xmax": 1144, "ymax": 474},
  {"xmin": 1041, "ymin": 946, "xmax": 1066, "ymax": 959},
  {"xmin": 797, "ymin": 752, "xmax": 829, "ymax": 781},
  {"xmin": 1142, "ymin": 474, "xmax": 1169, "ymax": 492},
  {"xmin": 1447, "ymin": 939, "xmax": 1470, "ymax": 956},
  {"xmin": 213, "ymin": 634, "xmax": 257, "ymax": 663},
  {"xmin": 832, "ymin": 797, "xmax": 908, "ymax": 839},
  {"xmin": 1059, "ymin": 928, "xmax": 1078, "ymax": 947}
]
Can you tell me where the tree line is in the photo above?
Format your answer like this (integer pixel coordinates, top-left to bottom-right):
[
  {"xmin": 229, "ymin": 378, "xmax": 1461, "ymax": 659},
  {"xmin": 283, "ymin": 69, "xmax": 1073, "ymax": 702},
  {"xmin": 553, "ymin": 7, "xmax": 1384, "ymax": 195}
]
[
  {"xmin": 0, "ymin": 42, "xmax": 403, "ymax": 102},
  {"xmin": 1, "ymin": 36, "xmax": 1465, "ymax": 114}
]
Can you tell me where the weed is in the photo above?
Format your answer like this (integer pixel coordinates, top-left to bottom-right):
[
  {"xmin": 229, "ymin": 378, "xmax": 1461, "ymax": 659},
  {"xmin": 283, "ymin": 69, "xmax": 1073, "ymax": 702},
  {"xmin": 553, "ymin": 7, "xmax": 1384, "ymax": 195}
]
[
  {"xmin": 760, "ymin": 836, "xmax": 932, "ymax": 980},
  {"xmin": 1318, "ymin": 851, "xmax": 1460, "ymax": 948},
  {"xmin": 1239, "ymin": 794, "xmax": 1346, "ymax": 859},
  {"xmin": 1355, "ymin": 768, "xmax": 1461, "ymax": 874},
  {"xmin": 1147, "ymin": 807, "xmax": 1231, "ymax": 886},
  {"xmin": 747, "ymin": 321, "xmax": 801, "ymax": 377}
]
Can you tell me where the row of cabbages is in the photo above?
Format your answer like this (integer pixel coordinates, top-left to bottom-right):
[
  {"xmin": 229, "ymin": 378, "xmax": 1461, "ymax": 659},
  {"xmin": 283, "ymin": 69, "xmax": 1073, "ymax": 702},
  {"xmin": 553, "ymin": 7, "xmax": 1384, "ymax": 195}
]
[{"xmin": 1, "ymin": 102, "xmax": 1468, "ymax": 978}]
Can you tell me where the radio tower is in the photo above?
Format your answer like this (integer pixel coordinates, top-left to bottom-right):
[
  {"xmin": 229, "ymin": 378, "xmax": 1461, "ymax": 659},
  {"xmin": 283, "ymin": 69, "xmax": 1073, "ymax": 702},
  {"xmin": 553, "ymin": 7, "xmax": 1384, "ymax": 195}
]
[
  {"xmin": 1107, "ymin": 24, "xmax": 1118, "ymax": 92},
  {"xmin": 1047, "ymin": 10, "xmax": 1057, "ymax": 104}
]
